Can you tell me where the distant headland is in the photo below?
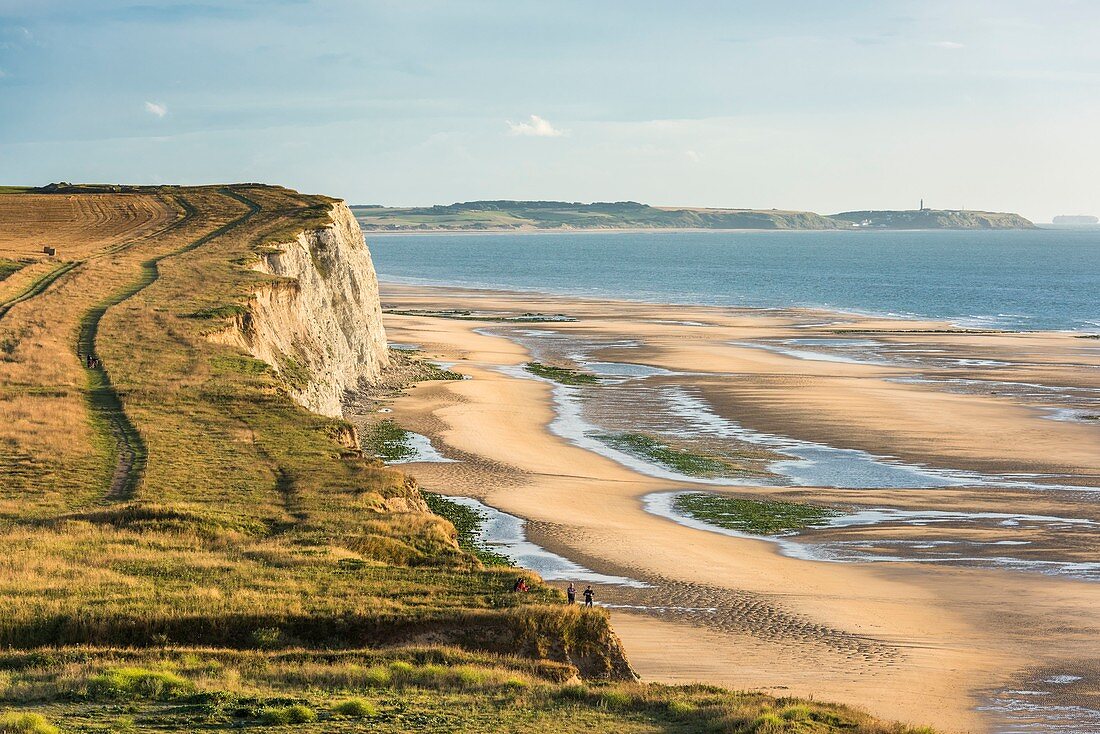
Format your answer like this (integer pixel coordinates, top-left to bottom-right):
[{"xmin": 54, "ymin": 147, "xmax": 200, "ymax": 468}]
[{"xmin": 352, "ymin": 200, "xmax": 1036, "ymax": 232}]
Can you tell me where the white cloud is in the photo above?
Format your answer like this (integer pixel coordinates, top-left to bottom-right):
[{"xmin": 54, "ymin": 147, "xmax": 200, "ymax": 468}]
[
  {"xmin": 144, "ymin": 101, "xmax": 168, "ymax": 118},
  {"xmin": 932, "ymin": 41, "xmax": 965, "ymax": 49},
  {"xmin": 685, "ymin": 149, "xmax": 701, "ymax": 162},
  {"xmin": 506, "ymin": 114, "xmax": 563, "ymax": 137}
]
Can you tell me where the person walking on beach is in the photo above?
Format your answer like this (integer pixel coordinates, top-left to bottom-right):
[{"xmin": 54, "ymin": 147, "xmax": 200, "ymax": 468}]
[
  {"xmin": 567, "ymin": 582, "xmax": 576, "ymax": 604},
  {"xmin": 583, "ymin": 585, "xmax": 594, "ymax": 607}
]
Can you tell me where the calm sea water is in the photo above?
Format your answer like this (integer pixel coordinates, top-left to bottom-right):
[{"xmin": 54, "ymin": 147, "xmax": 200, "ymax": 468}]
[{"xmin": 367, "ymin": 228, "xmax": 1100, "ymax": 332}]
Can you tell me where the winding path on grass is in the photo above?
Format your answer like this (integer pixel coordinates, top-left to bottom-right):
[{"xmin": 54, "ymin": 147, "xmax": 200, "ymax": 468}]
[
  {"xmin": 0, "ymin": 261, "xmax": 81, "ymax": 320},
  {"xmin": 81, "ymin": 188, "xmax": 262, "ymax": 501}
]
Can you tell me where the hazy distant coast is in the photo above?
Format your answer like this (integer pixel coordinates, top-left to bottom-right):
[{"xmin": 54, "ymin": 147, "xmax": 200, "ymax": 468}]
[{"xmin": 353, "ymin": 200, "xmax": 1036, "ymax": 232}]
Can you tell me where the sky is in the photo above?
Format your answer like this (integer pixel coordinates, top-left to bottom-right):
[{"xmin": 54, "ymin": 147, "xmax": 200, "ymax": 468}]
[{"xmin": 1, "ymin": 1, "xmax": 1098, "ymax": 221}]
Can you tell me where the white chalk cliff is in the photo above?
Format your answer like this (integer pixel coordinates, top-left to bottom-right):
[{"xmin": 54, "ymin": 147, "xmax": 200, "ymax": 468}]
[{"xmin": 222, "ymin": 202, "xmax": 389, "ymax": 417}]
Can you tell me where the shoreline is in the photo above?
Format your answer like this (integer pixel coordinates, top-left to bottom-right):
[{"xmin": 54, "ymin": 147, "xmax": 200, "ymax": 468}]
[
  {"xmin": 374, "ymin": 278, "xmax": 1099, "ymax": 337},
  {"xmin": 368, "ymin": 281, "xmax": 1100, "ymax": 734}
]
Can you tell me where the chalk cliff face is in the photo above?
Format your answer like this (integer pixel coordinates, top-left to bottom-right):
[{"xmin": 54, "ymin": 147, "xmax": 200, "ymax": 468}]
[{"xmin": 240, "ymin": 202, "xmax": 389, "ymax": 417}]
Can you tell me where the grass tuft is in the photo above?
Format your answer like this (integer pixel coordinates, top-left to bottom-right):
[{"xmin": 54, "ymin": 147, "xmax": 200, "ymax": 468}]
[
  {"xmin": 332, "ymin": 698, "xmax": 377, "ymax": 718},
  {"xmin": 0, "ymin": 713, "xmax": 58, "ymax": 734},
  {"xmin": 86, "ymin": 667, "xmax": 192, "ymax": 700},
  {"xmin": 260, "ymin": 704, "xmax": 317, "ymax": 725}
]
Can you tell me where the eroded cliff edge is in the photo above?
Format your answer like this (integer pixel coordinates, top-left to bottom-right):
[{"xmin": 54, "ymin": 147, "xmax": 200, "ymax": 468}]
[{"xmin": 215, "ymin": 201, "xmax": 389, "ymax": 417}]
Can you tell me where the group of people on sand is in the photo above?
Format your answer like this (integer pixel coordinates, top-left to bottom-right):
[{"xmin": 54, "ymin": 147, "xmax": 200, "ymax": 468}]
[{"xmin": 512, "ymin": 578, "xmax": 595, "ymax": 606}]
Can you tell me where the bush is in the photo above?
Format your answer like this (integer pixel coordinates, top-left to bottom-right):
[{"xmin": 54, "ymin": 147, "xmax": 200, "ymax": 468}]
[
  {"xmin": 260, "ymin": 704, "xmax": 317, "ymax": 725},
  {"xmin": 0, "ymin": 713, "xmax": 58, "ymax": 734},
  {"xmin": 333, "ymin": 698, "xmax": 377, "ymax": 718},
  {"xmin": 86, "ymin": 667, "xmax": 192, "ymax": 700}
]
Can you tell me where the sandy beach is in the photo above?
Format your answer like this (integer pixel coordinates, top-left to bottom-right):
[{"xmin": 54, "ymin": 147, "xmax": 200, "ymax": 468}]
[{"xmin": 360, "ymin": 282, "xmax": 1100, "ymax": 734}]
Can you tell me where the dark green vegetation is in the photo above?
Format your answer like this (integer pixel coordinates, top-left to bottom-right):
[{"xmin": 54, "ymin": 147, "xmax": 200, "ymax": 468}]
[
  {"xmin": 0, "ymin": 184, "xmax": 935, "ymax": 733},
  {"xmin": 525, "ymin": 361, "xmax": 600, "ymax": 385},
  {"xmin": 353, "ymin": 200, "xmax": 1034, "ymax": 231},
  {"xmin": 831, "ymin": 209, "xmax": 1035, "ymax": 229},
  {"xmin": 598, "ymin": 433, "xmax": 765, "ymax": 478},
  {"xmin": 361, "ymin": 418, "xmax": 415, "ymax": 462},
  {"xmin": 674, "ymin": 493, "xmax": 842, "ymax": 535},
  {"xmin": 386, "ymin": 307, "xmax": 576, "ymax": 323},
  {"xmin": 423, "ymin": 492, "xmax": 513, "ymax": 567}
]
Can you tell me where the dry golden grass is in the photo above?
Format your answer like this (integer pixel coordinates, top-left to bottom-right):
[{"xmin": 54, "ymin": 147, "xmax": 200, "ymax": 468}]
[{"xmin": 0, "ymin": 193, "xmax": 171, "ymax": 259}]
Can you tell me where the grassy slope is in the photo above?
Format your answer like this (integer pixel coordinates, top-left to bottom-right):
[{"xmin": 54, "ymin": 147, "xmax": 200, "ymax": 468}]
[{"xmin": 0, "ymin": 185, "xmax": 934, "ymax": 733}]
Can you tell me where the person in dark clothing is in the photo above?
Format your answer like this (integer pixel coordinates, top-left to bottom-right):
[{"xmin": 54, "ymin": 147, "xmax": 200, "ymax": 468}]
[
  {"xmin": 583, "ymin": 585, "xmax": 594, "ymax": 607},
  {"xmin": 567, "ymin": 582, "xmax": 576, "ymax": 604}
]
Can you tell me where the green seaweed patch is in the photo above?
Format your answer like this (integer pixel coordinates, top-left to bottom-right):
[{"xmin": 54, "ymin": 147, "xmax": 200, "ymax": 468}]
[
  {"xmin": 524, "ymin": 362, "xmax": 599, "ymax": 386},
  {"xmin": 674, "ymin": 492, "xmax": 841, "ymax": 535},
  {"xmin": 597, "ymin": 432, "xmax": 743, "ymax": 477},
  {"xmin": 422, "ymin": 492, "xmax": 512, "ymax": 567},
  {"xmin": 362, "ymin": 419, "xmax": 415, "ymax": 462}
]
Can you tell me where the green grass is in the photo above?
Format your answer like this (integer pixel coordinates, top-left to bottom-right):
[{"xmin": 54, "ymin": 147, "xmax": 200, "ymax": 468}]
[
  {"xmin": 0, "ymin": 649, "xmax": 938, "ymax": 733},
  {"xmin": 423, "ymin": 493, "xmax": 513, "ymax": 567},
  {"xmin": 0, "ymin": 259, "xmax": 27, "ymax": 282},
  {"xmin": 673, "ymin": 493, "xmax": 842, "ymax": 535},
  {"xmin": 597, "ymin": 433, "xmax": 745, "ymax": 477},
  {"xmin": 524, "ymin": 361, "xmax": 599, "ymax": 385}
]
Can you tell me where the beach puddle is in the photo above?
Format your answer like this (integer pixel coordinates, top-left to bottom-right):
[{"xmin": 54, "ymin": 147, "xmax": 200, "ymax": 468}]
[
  {"xmin": 981, "ymin": 670, "xmax": 1100, "ymax": 734},
  {"xmin": 386, "ymin": 431, "xmax": 457, "ymax": 464},
  {"xmin": 446, "ymin": 496, "xmax": 649, "ymax": 587}
]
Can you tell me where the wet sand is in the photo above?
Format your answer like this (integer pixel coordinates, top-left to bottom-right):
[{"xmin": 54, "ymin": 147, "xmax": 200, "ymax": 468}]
[{"xmin": 362, "ymin": 283, "xmax": 1100, "ymax": 733}]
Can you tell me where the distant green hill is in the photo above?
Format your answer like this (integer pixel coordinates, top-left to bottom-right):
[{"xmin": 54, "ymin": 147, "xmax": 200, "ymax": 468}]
[
  {"xmin": 352, "ymin": 200, "xmax": 1035, "ymax": 231},
  {"xmin": 831, "ymin": 209, "xmax": 1036, "ymax": 230},
  {"xmin": 352, "ymin": 200, "xmax": 846, "ymax": 230}
]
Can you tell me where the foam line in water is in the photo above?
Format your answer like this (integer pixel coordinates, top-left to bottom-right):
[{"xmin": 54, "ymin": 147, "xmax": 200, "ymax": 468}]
[{"xmin": 446, "ymin": 496, "xmax": 649, "ymax": 588}]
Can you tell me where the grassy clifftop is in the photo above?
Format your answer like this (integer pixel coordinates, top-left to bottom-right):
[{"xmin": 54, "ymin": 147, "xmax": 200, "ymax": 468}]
[
  {"xmin": 0, "ymin": 184, "xmax": 935, "ymax": 733},
  {"xmin": 353, "ymin": 199, "xmax": 1034, "ymax": 231}
]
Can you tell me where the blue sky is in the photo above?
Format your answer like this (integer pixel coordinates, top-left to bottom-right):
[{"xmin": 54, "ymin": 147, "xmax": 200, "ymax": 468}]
[{"xmin": 1, "ymin": 1, "xmax": 1097, "ymax": 220}]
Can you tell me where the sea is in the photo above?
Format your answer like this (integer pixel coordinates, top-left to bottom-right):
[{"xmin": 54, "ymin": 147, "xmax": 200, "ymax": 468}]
[{"xmin": 367, "ymin": 228, "xmax": 1100, "ymax": 332}]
